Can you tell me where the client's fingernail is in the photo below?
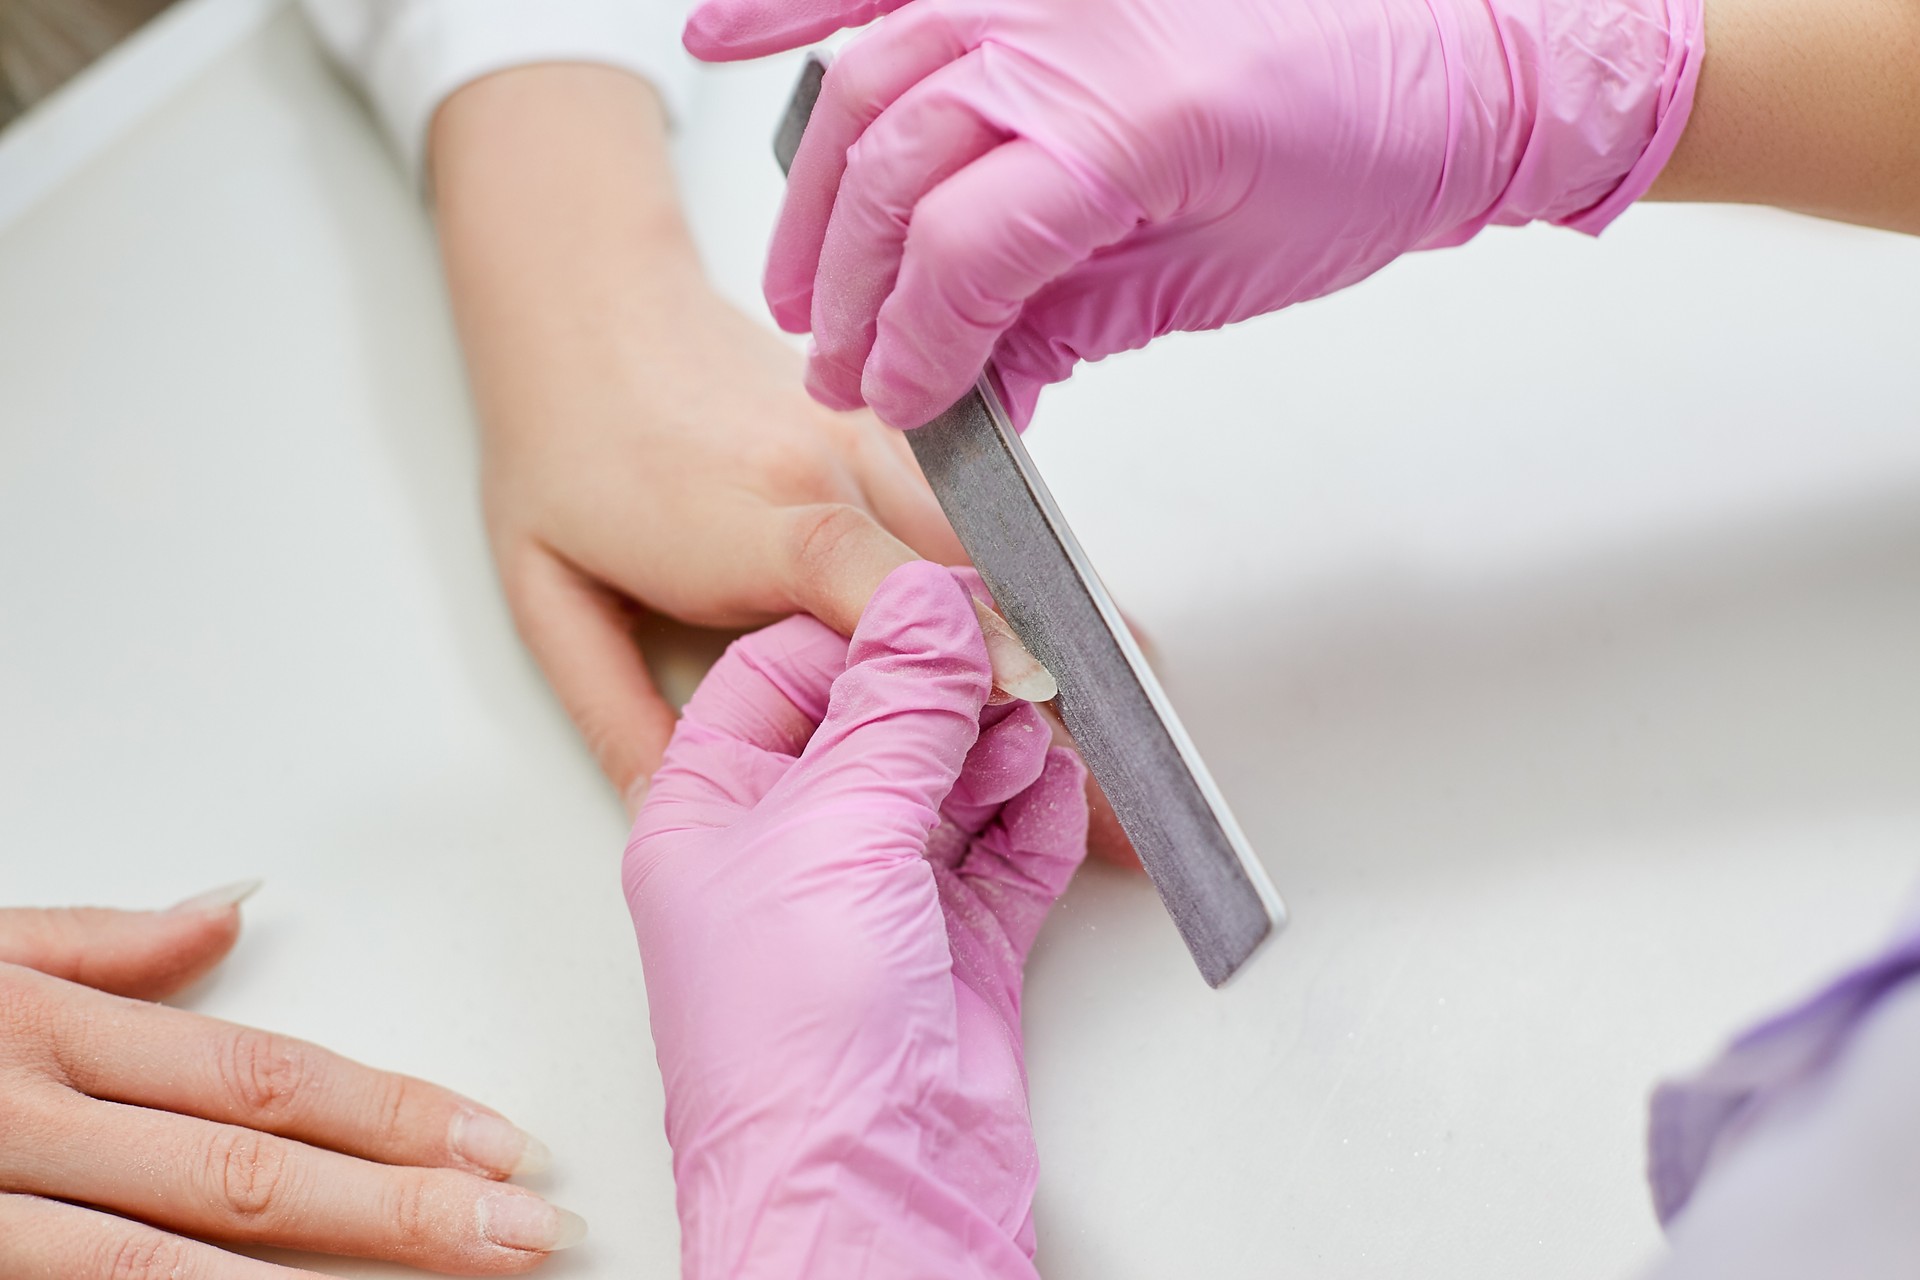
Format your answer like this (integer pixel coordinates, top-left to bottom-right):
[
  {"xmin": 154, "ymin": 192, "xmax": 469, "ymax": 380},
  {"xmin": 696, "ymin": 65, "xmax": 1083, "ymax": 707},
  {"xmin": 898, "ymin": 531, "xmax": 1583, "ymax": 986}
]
[
  {"xmin": 622, "ymin": 774, "xmax": 651, "ymax": 819},
  {"xmin": 452, "ymin": 1111, "xmax": 550, "ymax": 1178},
  {"xmin": 167, "ymin": 879, "xmax": 263, "ymax": 916},
  {"xmin": 481, "ymin": 1194, "xmax": 587, "ymax": 1252},
  {"xmin": 978, "ymin": 612, "xmax": 1058, "ymax": 703}
]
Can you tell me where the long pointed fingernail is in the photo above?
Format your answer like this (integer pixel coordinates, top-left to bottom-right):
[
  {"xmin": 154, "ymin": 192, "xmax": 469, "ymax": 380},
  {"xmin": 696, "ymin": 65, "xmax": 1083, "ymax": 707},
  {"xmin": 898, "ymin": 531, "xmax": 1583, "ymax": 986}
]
[
  {"xmin": 480, "ymin": 1194, "xmax": 588, "ymax": 1252},
  {"xmin": 452, "ymin": 1111, "xmax": 551, "ymax": 1178},
  {"xmin": 167, "ymin": 879, "xmax": 263, "ymax": 916},
  {"xmin": 977, "ymin": 610, "xmax": 1058, "ymax": 703}
]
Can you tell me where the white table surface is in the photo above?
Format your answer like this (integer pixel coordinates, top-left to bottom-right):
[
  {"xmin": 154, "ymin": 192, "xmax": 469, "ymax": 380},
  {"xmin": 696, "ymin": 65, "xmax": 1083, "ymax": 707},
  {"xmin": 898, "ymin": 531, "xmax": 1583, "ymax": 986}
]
[{"xmin": 4, "ymin": 7, "xmax": 1920, "ymax": 1277}]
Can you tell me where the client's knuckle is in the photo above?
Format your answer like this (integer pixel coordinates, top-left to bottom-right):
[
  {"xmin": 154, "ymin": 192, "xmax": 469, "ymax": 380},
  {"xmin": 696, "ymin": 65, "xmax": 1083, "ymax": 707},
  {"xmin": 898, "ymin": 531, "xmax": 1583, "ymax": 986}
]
[
  {"xmin": 0, "ymin": 1082, "xmax": 73, "ymax": 1181},
  {"xmin": 218, "ymin": 1027, "xmax": 310, "ymax": 1118},
  {"xmin": 783, "ymin": 502, "xmax": 877, "ymax": 580},
  {"xmin": 0, "ymin": 966, "xmax": 51, "ymax": 1042},
  {"xmin": 99, "ymin": 1231, "xmax": 199, "ymax": 1280},
  {"xmin": 384, "ymin": 1170, "xmax": 438, "ymax": 1250},
  {"xmin": 203, "ymin": 1127, "xmax": 292, "ymax": 1221}
]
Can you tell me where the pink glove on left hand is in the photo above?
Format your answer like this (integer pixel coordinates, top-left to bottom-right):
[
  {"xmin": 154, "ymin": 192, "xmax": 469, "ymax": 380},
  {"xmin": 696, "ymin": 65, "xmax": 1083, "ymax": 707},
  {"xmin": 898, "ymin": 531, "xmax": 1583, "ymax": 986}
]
[
  {"xmin": 623, "ymin": 561, "xmax": 1089, "ymax": 1280},
  {"xmin": 686, "ymin": 0, "xmax": 1703, "ymax": 430}
]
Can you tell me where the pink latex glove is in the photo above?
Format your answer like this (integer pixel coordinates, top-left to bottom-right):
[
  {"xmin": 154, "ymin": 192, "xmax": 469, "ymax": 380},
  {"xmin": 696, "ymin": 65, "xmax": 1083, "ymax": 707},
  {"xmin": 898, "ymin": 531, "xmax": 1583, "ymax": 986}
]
[
  {"xmin": 622, "ymin": 560, "xmax": 1089, "ymax": 1280},
  {"xmin": 685, "ymin": 0, "xmax": 1704, "ymax": 429}
]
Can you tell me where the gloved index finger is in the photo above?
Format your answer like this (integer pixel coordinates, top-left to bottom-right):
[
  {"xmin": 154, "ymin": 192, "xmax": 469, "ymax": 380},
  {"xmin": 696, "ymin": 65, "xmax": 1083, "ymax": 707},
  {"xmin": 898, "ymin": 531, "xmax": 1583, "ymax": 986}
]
[
  {"xmin": 636, "ymin": 613, "xmax": 850, "ymax": 831},
  {"xmin": 762, "ymin": 9, "xmax": 973, "ymax": 336},
  {"xmin": 955, "ymin": 744, "xmax": 1090, "ymax": 961},
  {"xmin": 679, "ymin": 613, "xmax": 849, "ymax": 755},
  {"xmin": 769, "ymin": 561, "xmax": 992, "ymax": 827},
  {"xmin": 683, "ymin": 0, "xmax": 909, "ymax": 63},
  {"xmin": 932, "ymin": 701, "xmax": 1054, "ymax": 854}
]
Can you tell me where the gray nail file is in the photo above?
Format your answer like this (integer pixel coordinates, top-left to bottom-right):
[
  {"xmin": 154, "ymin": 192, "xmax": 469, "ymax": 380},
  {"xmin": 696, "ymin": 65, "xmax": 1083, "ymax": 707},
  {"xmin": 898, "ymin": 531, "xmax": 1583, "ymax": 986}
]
[{"xmin": 775, "ymin": 54, "xmax": 1284, "ymax": 987}]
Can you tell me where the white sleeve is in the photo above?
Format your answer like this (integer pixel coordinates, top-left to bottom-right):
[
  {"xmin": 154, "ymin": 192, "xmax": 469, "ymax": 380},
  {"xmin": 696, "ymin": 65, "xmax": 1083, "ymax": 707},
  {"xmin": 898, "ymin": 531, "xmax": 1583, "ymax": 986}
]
[{"xmin": 299, "ymin": 0, "xmax": 696, "ymax": 181}]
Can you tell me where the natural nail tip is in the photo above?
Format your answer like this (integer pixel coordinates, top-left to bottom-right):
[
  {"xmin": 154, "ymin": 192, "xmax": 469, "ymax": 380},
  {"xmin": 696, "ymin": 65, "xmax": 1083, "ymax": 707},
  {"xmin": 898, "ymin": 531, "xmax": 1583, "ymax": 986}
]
[
  {"xmin": 482, "ymin": 1195, "xmax": 587, "ymax": 1253},
  {"xmin": 453, "ymin": 1112, "xmax": 549, "ymax": 1179},
  {"xmin": 977, "ymin": 611, "xmax": 1056, "ymax": 702},
  {"xmin": 1003, "ymin": 665, "xmax": 1059, "ymax": 704},
  {"xmin": 513, "ymin": 1134, "xmax": 553, "ymax": 1178},
  {"xmin": 549, "ymin": 1208, "xmax": 589, "ymax": 1251},
  {"xmin": 168, "ymin": 878, "xmax": 263, "ymax": 916}
]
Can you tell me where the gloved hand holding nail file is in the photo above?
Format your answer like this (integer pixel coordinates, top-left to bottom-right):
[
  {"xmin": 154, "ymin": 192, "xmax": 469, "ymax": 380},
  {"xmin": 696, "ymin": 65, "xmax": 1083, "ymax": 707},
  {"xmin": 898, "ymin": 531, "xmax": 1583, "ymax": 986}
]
[
  {"xmin": 687, "ymin": 0, "xmax": 1703, "ymax": 430},
  {"xmin": 771, "ymin": 56, "xmax": 1284, "ymax": 988},
  {"xmin": 623, "ymin": 562, "xmax": 1087, "ymax": 1280}
]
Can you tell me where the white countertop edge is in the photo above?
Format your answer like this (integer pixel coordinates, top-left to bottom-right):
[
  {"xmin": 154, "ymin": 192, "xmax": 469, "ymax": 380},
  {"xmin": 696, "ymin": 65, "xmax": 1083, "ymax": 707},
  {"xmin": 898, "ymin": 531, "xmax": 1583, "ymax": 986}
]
[{"xmin": 0, "ymin": 0, "xmax": 288, "ymax": 236}]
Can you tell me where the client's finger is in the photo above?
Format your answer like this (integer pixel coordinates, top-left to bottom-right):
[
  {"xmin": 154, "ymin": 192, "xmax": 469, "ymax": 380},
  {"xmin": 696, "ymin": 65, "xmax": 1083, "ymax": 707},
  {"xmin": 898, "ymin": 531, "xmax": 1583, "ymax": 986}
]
[
  {"xmin": 0, "ymin": 1191, "xmax": 329, "ymax": 1279},
  {"xmin": 499, "ymin": 545, "xmax": 679, "ymax": 810},
  {"xmin": 963, "ymin": 746, "xmax": 1091, "ymax": 959},
  {"xmin": 777, "ymin": 502, "xmax": 1054, "ymax": 703},
  {"xmin": 0, "ymin": 892, "xmax": 247, "ymax": 1001},
  {"xmin": 21, "ymin": 1098, "xmax": 582, "ymax": 1275},
  {"xmin": 850, "ymin": 420, "xmax": 969, "ymax": 566},
  {"xmin": 34, "ymin": 972, "xmax": 544, "ymax": 1180},
  {"xmin": 772, "ymin": 561, "xmax": 990, "ymax": 827}
]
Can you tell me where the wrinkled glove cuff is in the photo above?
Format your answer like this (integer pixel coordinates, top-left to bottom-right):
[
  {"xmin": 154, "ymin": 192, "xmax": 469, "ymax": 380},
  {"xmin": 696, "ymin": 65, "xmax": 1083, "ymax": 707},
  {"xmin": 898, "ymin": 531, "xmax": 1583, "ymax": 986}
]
[{"xmin": 1427, "ymin": 0, "xmax": 1705, "ymax": 245}]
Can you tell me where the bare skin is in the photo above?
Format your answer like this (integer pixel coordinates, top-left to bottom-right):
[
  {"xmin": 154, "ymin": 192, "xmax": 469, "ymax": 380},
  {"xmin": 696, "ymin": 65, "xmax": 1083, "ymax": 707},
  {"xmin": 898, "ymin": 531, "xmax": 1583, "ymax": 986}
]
[
  {"xmin": 1649, "ymin": 0, "xmax": 1920, "ymax": 233},
  {"xmin": 429, "ymin": 65, "xmax": 1055, "ymax": 811},
  {"xmin": 0, "ymin": 892, "xmax": 579, "ymax": 1278}
]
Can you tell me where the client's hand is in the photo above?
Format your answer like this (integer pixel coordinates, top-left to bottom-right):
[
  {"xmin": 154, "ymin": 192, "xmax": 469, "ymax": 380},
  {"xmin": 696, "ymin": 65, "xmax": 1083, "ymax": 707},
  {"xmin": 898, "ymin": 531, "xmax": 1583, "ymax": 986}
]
[
  {"xmin": 0, "ymin": 892, "xmax": 581, "ymax": 1277},
  {"xmin": 623, "ymin": 561, "xmax": 1088, "ymax": 1279},
  {"xmin": 431, "ymin": 66, "xmax": 1055, "ymax": 811}
]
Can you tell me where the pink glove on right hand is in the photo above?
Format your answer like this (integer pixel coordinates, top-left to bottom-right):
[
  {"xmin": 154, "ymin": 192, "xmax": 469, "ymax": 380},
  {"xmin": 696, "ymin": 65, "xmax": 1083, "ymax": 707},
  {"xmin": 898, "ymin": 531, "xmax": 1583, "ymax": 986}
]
[
  {"xmin": 625, "ymin": 562, "xmax": 1088, "ymax": 1280},
  {"xmin": 686, "ymin": 0, "xmax": 1704, "ymax": 429}
]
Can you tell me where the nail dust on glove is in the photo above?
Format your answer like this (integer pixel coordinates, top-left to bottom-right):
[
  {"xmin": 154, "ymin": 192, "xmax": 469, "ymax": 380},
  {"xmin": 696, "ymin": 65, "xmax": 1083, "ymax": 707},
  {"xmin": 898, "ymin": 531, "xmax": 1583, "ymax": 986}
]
[
  {"xmin": 623, "ymin": 561, "xmax": 1089, "ymax": 1280},
  {"xmin": 686, "ymin": 0, "xmax": 1703, "ymax": 429}
]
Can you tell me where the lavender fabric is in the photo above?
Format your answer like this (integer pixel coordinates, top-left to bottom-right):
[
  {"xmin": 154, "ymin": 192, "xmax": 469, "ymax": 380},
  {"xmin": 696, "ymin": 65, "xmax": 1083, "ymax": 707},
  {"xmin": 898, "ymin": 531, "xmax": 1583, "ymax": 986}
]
[{"xmin": 1648, "ymin": 920, "xmax": 1920, "ymax": 1225}]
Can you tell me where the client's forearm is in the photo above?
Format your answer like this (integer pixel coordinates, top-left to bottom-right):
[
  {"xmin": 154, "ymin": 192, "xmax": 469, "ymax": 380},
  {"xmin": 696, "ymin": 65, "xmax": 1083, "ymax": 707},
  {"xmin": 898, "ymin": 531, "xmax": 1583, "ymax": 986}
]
[
  {"xmin": 428, "ymin": 64, "xmax": 704, "ymax": 439},
  {"xmin": 1649, "ymin": 0, "xmax": 1920, "ymax": 233}
]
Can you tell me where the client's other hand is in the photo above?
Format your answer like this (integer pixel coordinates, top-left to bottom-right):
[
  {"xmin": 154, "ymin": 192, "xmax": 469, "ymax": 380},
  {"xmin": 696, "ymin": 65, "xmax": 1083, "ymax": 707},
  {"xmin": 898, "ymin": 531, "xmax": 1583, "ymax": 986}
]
[
  {"xmin": 0, "ymin": 893, "xmax": 580, "ymax": 1277},
  {"xmin": 623, "ymin": 561, "xmax": 1088, "ymax": 1280}
]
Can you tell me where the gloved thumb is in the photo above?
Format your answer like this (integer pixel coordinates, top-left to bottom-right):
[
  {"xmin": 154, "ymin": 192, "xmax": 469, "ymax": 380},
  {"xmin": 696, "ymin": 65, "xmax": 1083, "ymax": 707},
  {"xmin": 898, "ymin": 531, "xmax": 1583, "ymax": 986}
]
[
  {"xmin": 957, "ymin": 746, "xmax": 1090, "ymax": 961},
  {"xmin": 684, "ymin": 0, "xmax": 906, "ymax": 61},
  {"xmin": 0, "ymin": 881, "xmax": 256, "ymax": 1001},
  {"xmin": 768, "ymin": 561, "xmax": 991, "ymax": 837}
]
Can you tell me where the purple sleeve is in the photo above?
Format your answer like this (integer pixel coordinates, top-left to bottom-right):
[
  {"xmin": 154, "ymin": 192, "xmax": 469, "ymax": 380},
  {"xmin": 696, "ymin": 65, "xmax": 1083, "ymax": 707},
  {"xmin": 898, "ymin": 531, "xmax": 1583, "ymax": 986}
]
[{"xmin": 1648, "ymin": 922, "xmax": 1920, "ymax": 1225}]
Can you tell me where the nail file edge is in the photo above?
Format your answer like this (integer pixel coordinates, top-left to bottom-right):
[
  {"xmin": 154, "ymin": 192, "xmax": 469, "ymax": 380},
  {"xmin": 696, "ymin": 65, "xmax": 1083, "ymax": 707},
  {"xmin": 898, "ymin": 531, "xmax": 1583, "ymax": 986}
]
[{"xmin": 774, "ymin": 54, "xmax": 1284, "ymax": 986}]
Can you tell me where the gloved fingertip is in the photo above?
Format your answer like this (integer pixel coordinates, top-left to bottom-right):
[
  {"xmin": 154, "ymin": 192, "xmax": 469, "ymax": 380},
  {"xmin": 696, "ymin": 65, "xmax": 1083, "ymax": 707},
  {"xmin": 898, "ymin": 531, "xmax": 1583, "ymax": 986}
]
[
  {"xmin": 951, "ymin": 701, "xmax": 1053, "ymax": 812},
  {"xmin": 852, "ymin": 561, "xmax": 989, "ymax": 677},
  {"xmin": 1005, "ymin": 745, "xmax": 1091, "ymax": 857},
  {"xmin": 1044, "ymin": 742, "xmax": 1089, "ymax": 793},
  {"xmin": 804, "ymin": 352, "xmax": 870, "ymax": 413},
  {"xmin": 680, "ymin": 15, "xmax": 722, "ymax": 60},
  {"xmin": 863, "ymin": 362, "xmax": 952, "ymax": 432},
  {"xmin": 946, "ymin": 566, "xmax": 993, "ymax": 610},
  {"xmin": 680, "ymin": 614, "xmax": 847, "ymax": 748},
  {"xmin": 765, "ymin": 283, "xmax": 813, "ymax": 335},
  {"xmin": 991, "ymin": 368, "xmax": 1044, "ymax": 433},
  {"xmin": 680, "ymin": 7, "xmax": 778, "ymax": 61}
]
